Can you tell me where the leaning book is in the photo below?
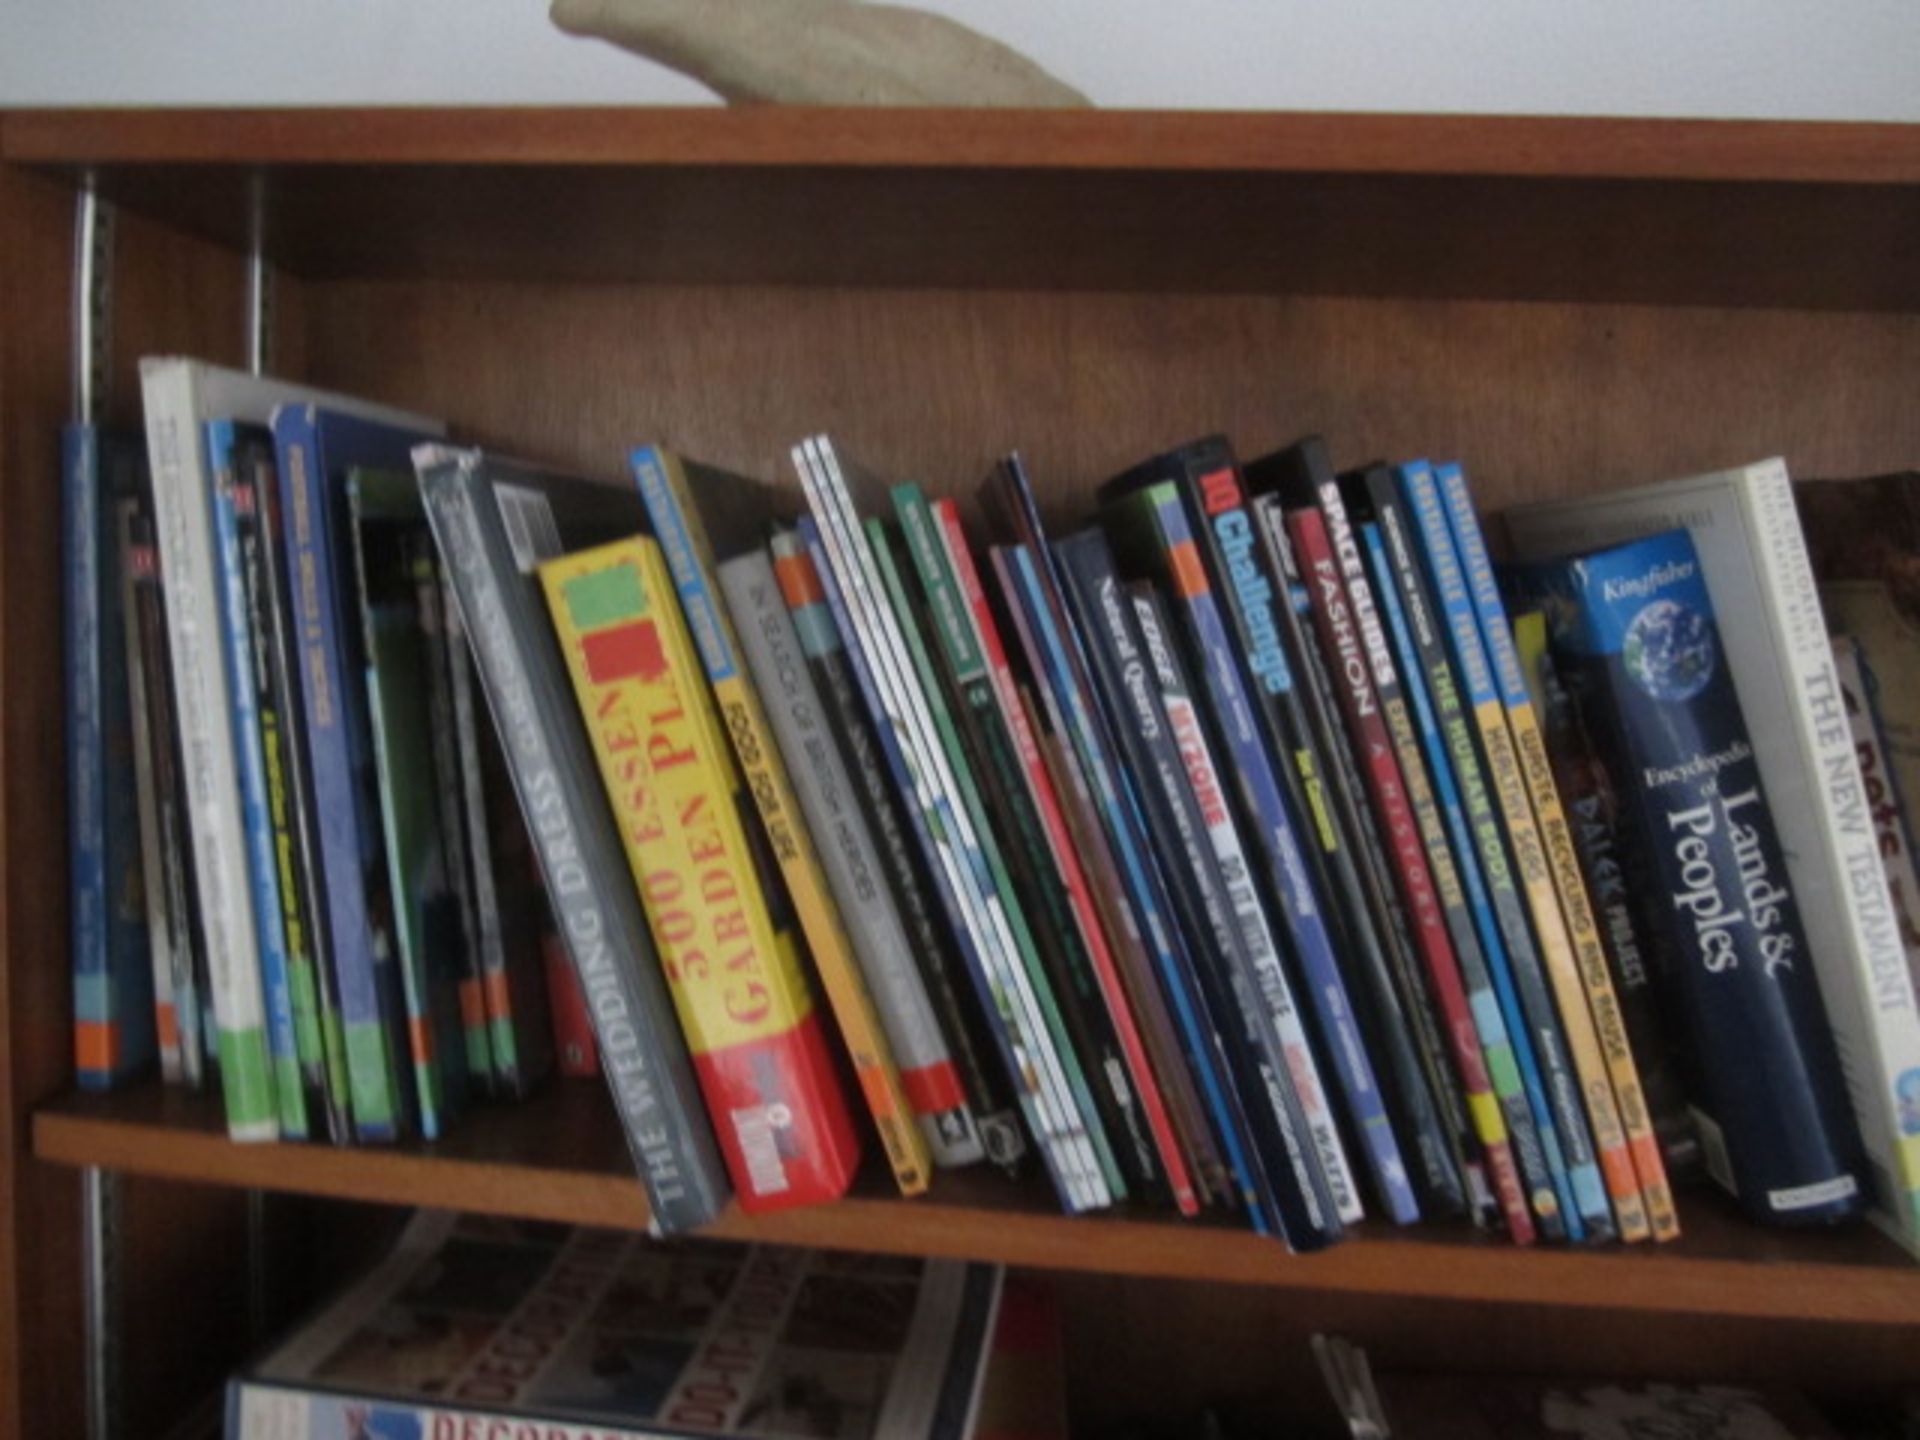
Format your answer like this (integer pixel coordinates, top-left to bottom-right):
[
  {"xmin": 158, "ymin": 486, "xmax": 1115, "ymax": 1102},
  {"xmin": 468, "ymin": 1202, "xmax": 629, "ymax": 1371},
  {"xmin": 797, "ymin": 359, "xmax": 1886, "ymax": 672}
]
[
  {"xmin": 414, "ymin": 446, "xmax": 728, "ymax": 1234},
  {"xmin": 226, "ymin": 1211, "xmax": 1003, "ymax": 1440}
]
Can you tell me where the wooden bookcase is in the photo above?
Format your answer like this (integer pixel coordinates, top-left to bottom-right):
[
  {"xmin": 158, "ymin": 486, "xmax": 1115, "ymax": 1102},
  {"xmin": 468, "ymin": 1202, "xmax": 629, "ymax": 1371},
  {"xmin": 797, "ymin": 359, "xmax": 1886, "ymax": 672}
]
[{"xmin": 4, "ymin": 108, "xmax": 1920, "ymax": 1437}]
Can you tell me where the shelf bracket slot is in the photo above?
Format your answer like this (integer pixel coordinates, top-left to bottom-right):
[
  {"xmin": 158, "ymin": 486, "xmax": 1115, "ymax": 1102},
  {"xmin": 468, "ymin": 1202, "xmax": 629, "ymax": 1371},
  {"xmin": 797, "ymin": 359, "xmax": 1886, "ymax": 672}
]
[{"xmin": 246, "ymin": 174, "xmax": 273, "ymax": 377}]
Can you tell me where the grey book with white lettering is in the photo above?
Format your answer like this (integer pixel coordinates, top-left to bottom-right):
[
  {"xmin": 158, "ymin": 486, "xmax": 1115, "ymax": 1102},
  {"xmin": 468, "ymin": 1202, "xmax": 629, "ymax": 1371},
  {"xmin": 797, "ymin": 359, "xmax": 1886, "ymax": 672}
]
[{"xmin": 414, "ymin": 445, "xmax": 728, "ymax": 1233}]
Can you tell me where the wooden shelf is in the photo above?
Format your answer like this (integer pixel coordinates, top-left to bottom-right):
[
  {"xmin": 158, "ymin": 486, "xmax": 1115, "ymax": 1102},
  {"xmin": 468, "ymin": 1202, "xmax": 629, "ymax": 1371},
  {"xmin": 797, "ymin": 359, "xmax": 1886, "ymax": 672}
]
[
  {"xmin": 6, "ymin": 109, "xmax": 1919, "ymax": 308},
  {"xmin": 34, "ymin": 1082, "xmax": 1920, "ymax": 1327}
]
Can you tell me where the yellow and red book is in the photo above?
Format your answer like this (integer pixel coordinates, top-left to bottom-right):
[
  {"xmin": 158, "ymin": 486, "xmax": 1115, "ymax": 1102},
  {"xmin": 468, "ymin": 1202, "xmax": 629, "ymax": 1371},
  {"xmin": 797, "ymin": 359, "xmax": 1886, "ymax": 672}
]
[{"xmin": 542, "ymin": 534, "xmax": 860, "ymax": 1212}]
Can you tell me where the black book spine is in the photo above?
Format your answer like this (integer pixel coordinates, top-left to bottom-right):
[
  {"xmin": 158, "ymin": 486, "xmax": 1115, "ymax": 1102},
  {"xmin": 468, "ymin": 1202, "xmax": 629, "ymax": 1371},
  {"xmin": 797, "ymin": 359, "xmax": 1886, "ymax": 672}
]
[
  {"xmin": 409, "ymin": 534, "xmax": 497, "ymax": 1100},
  {"xmin": 128, "ymin": 503, "xmax": 208, "ymax": 1091},
  {"xmin": 443, "ymin": 569, "xmax": 554, "ymax": 1097},
  {"xmin": 1055, "ymin": 527, "xmax": 1340, "ymax": 1249},
  {"xmin": 1249, "ymin": 491, "xmax": 1472, "ymax": 1218}
]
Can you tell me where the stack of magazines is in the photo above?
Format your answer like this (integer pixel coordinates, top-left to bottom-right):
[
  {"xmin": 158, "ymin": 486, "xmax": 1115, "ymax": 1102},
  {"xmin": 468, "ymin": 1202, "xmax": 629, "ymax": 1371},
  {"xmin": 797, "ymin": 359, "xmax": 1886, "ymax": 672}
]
[
  {"xmin": 225, "ymin": 1211, "xmax": 1009, "ymax": 1440},
  {"xmin": 66, "ymin": 355, "xmax": 1920, "ymax": 1258}
]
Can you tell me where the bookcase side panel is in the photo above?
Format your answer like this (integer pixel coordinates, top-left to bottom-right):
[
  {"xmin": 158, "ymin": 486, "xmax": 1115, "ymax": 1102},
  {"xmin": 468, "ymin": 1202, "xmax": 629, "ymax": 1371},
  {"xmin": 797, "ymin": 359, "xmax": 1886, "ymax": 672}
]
[
  {"xmin": 0, "ymin": 154, "xmax": 308, "ymax": 1438},
  {"xmin": 0, "ymin": 154, "xmax": 89, "ymax": 1440}
]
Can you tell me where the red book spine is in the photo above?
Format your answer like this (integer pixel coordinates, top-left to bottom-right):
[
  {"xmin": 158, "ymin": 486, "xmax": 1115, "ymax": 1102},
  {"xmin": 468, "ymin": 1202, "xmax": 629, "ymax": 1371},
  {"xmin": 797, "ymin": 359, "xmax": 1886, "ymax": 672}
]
[
  {"xmin": 933, "ymin": 499, "xmax": 1199, "ymax": 1216},
  {"xmin": 1287, "ymin": 500, "xmax": 1536, "ymax": 1245},
  {"xmin": 542, "ymin": 927, "xmax": 599, "ymax": 1078}
]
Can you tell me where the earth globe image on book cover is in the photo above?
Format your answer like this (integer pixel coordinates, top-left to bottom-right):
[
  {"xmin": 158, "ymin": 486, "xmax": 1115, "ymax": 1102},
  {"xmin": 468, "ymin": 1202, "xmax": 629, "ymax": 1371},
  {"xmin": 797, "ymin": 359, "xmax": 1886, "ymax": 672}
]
[{"xmin": 1623, "ymin": 598, "xmax": 1716, "ymax": 704}]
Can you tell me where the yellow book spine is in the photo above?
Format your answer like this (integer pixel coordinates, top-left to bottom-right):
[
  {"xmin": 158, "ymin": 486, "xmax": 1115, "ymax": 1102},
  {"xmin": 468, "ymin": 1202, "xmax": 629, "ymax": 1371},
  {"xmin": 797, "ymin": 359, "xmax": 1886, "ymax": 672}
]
[
  {"xmin": 1473, "ymin": 698, "xmax": 1653, "ymax": 1243},
  {"xmin": 540, "ymin": 537, "xmax": 806, "ymax": 1054},
  {"xmin": 1510, "ymin": 700, "xmax": 1682, "ymax": 1241},
  {"xmin": 639, "ymin": 451, "xmax": 933, "ymax": 1196}
]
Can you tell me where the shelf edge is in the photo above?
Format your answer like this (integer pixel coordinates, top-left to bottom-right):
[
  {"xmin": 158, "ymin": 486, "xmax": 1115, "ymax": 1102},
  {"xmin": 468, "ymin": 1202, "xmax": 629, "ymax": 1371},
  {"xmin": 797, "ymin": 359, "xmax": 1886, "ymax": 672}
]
[{"xmin": 33, "ymin": 1105, "xmax": 1920, "ymax": 1326}]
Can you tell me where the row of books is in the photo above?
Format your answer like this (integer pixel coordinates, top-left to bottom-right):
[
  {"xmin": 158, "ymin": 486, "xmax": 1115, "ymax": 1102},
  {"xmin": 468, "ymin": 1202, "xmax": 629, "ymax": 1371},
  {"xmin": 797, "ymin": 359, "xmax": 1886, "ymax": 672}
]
[{"xmin": 65, "ymin": 356, "xmax": 1920, "ymax": 1257}]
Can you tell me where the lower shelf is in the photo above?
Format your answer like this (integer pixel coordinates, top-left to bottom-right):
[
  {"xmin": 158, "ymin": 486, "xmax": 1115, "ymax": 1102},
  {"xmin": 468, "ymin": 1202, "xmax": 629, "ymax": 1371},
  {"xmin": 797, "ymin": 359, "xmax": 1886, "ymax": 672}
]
[{"xmin": 34, "ymin": 1079, "xmax": 1920, "ymax": 1327}]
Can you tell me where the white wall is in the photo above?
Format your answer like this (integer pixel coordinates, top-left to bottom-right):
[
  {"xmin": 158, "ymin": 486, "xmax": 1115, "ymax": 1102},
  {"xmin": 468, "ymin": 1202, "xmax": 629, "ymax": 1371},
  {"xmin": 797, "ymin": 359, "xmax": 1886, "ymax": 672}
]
[{"xmin": 3, "ymin": 0, "xmax": 1916, "ymax": 120}]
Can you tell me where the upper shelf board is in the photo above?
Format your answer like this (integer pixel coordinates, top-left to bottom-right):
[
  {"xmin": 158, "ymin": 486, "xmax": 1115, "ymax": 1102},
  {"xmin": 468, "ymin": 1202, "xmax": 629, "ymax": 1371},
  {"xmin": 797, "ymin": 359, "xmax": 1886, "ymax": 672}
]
[{"xmin": 4, "ymin": 109, "xmax": 1918, "ymax": 309}]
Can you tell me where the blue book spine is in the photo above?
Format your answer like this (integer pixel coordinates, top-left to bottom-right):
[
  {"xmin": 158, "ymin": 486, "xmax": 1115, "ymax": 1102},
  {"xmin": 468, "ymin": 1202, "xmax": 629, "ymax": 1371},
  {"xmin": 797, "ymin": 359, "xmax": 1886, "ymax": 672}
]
[
  {"xmin": 65, "ymin": 425, "xmax": 157, "ymax": 1088},
  {"xmin": 794, "ymin": 519, "xmax": 1090, "ymax": 1214},
  {"xmin": 1142, "ymin": 485, "xmax": 1415, "ymax": 1225},
  {"xmin": 273, "ymin": 406, "xmax": 400, "ymax": 1142},
  {"xmin": 1397, "ymin": 462, "xmax": 1616, "ymax": 1236},
  {"xmin": 207, "ymin": 420, "xmax": 307, "ymax": 1140},
  {"xmin": 1362, "ymin": 517, "xmax": 1584, "ymax": 1240},
  {"xmin": 997, "ymin": 541, "xmax": 1267, "ymax": 1232},
  {"xmin": 1527, "ymin": 529, "xmax": 1868, "ymax": 1225}
]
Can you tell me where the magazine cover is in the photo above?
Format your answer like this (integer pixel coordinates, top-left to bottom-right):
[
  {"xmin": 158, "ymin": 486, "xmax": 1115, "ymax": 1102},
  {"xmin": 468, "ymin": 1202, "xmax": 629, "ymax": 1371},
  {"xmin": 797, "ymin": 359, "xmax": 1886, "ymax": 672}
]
[{"xmin": 229, "ymin": 1213, "xmax": 1002, "ymax": 1440}]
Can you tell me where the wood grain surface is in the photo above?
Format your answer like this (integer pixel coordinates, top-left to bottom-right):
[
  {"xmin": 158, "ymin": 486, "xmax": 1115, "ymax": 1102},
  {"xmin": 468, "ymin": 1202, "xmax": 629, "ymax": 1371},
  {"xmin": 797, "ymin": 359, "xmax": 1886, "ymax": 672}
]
[
  {"xmin": 3, "ymin": 108, "xmax": 1918, "ymax": 1431},
  {"xmin": 6, "ymin": 112, "xmax": 1917, "ymax": 308},
  {"xmin": 298, "ymin": 279, "xmax": 1920, "ymax": 519},
  {"xmin": 35, "ymin": 1081, "xmax": 1920, "ymax": 1331},
  {"xmin": 9, "ymin": 109, "xmax": 1920, "ymax": 183}
]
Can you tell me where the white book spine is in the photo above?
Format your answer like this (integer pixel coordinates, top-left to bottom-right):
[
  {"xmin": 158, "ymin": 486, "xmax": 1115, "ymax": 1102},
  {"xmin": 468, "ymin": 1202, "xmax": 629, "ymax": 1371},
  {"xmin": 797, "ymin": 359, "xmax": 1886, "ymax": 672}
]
[
  {"xmin": 794, "ymin": 439, "xmax": 1104, "ymax": 1210},
  {"xmin": 1741, "ymin": 462, "xmax": 1920, "ymax": 1240},
  {"xmin": 139, "ymin": 360, "xmax": 277, "ymax": 1140}
]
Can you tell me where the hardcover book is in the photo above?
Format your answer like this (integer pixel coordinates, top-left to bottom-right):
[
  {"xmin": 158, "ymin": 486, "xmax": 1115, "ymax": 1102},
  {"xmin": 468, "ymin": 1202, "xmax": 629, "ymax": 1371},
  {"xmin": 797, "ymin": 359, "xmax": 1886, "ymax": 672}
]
[
  {"xmin": 228, "ymin": 1212, "xmax": 1003, "ymax": 1440},
  {"xmin": 633, "ymin": 445, "xmax": 941, "ymax": 1194},
  {"xmin": 416, "ymin": 445, "xmax": 728, "ymax": 1234},
  {"xmin": 543, "ymin": 534, "xmax": 862, "ymax": 1212},
  {"xmin": 1519, "ymin": 528, "xmax": 1867, "ymax": 1226},
  {"xmin": 1506, "ymin": 458, "xmax": 1909, "ymax": 1245},
  {"xmin": 65, "ymin": 425, "xmax": 158, "ymax": 1089}
]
